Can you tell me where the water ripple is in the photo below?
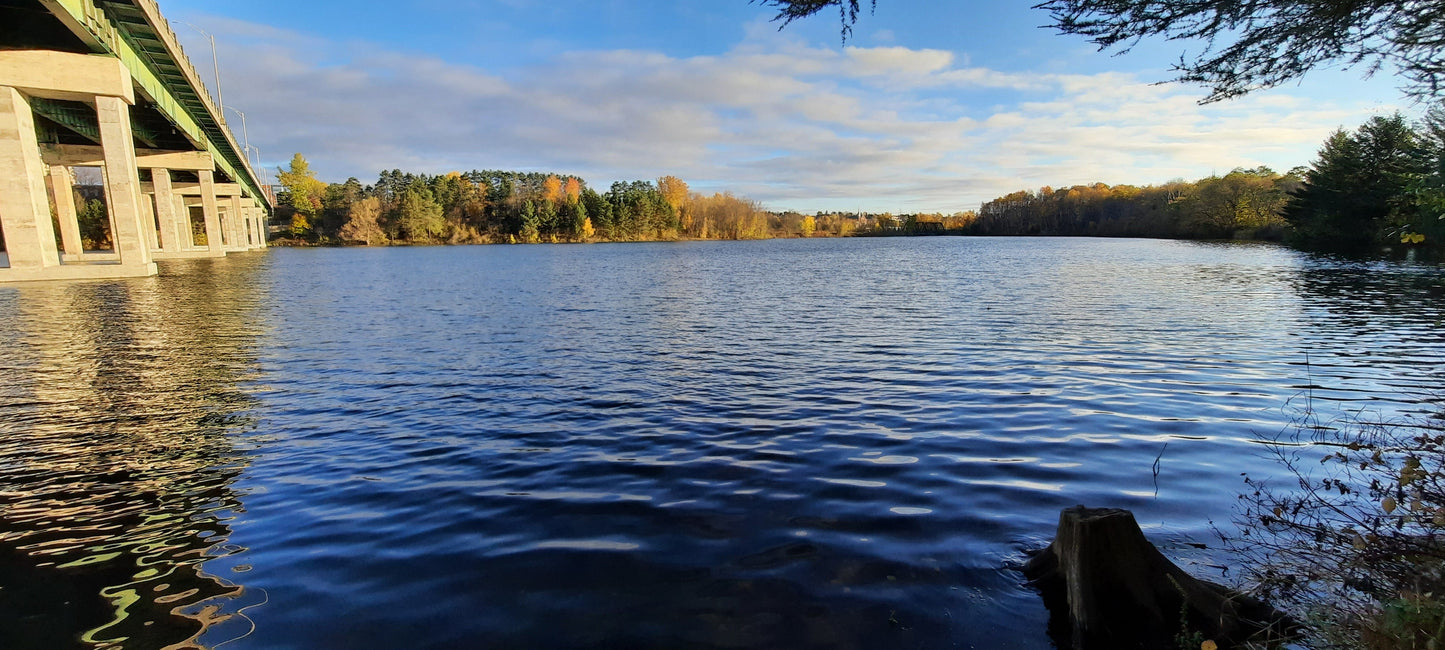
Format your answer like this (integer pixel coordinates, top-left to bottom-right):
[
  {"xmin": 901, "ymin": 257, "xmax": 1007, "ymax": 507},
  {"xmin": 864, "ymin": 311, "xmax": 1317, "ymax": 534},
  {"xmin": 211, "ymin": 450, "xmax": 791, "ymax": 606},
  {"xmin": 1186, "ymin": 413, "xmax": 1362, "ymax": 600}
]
[{"xmin": 1, "ymin": 239, "xmax": 1441, "ymax": 649}]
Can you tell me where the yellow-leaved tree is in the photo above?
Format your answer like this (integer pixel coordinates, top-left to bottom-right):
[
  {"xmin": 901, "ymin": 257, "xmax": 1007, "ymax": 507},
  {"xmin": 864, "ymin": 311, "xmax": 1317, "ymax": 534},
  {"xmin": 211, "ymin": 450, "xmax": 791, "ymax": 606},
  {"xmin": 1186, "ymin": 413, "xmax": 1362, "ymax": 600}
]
[
  {"xmin": 277, "ymin": 153, "xmax": 327, "ymax": 237},
  {"xmin": 339, "ymin": 196, "xmax": 387, "ymax": 245},
  {"xmin": 657, "ymin": 175, "xmax": 691, "ymax": 234}
]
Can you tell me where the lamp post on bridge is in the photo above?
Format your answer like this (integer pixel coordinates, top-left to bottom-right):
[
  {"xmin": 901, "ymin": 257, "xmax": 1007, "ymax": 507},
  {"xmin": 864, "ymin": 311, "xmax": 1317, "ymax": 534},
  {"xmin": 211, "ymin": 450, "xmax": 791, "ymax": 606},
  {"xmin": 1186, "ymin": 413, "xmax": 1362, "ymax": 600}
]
[
  {"xmin": 248, "ymin": 145, "xmax": 275, "ymax": 203},
  {"xmin": 181, "ymin": 22, "xmax": 223, "ymax": 116},
  {"xmin": 227, "ymin": 106, "xmax": 250, "ymax": 155}
]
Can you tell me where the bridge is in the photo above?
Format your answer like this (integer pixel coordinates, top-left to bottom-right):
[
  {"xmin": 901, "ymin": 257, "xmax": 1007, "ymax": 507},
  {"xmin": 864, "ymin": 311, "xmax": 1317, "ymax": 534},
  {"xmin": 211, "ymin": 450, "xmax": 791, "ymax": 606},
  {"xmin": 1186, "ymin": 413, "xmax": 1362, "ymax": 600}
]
[{"xmin": 0, "ymin": 0, "xmax": 269, "ymax": 282}]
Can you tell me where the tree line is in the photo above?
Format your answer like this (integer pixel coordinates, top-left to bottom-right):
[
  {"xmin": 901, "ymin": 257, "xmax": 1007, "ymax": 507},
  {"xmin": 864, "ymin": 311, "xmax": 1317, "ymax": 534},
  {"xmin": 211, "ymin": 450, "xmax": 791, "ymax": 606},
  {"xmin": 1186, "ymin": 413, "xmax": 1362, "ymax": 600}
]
[
  {"xmin": 968, "ymin": 167, "xmax": 1301, "ymax": 241},
  {"xmin": 274, "ymin": 158, "xmax": 847, "ymax": 245},
  {"xmin": 275, "ymin": 110, "xmax": 1442, "ymax": 253},
  {"xmin": 967, "ymin": 109, "xmax": 1445, "ymax": 253}
]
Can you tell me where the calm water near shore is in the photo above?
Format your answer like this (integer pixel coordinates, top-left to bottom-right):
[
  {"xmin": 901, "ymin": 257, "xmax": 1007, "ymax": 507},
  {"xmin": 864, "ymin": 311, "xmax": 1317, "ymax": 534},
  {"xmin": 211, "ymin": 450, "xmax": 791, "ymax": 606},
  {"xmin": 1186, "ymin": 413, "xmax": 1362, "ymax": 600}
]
[{"xmin": 1, "ymin": 237, "xmax": 1441, "ymax": 649}]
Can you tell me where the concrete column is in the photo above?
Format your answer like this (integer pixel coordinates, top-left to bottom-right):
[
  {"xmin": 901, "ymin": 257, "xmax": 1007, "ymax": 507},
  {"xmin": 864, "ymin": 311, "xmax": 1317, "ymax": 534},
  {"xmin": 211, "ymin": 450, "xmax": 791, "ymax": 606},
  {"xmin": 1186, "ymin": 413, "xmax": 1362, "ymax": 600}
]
[
  {"xmin": 0, "ymin": 86, "xmax": 61, "ymax": 270},
  {"xmin": 174, "ymin": 192, "xmax": 193, "ymax": 248},
  {"xmin": 227, "ymin": 195, "xmax": 244, "ymax": 251},
  {"xmin": 151, "ymin": 168, "xmax": 183, "ymax": 252},
  {"xmin": 258, "ymin": 206, "xmax": 268, "ymax": 248},
  {"xmin": 246, "ymin": 204, "xmax": 260, "ymax": 248},
  {"xmin": 198, "ymin": 169, "xmax": 225, "ymax": 257},
  {"xmin": 140, "ymin": 188, "xmax": 159, "ymax": 252},
  {"xmin": 47, "ymin": 164, "xmax": 83, "ymax": 257},
  {"xmin": 95, "ymin": 94, "xmax": 154, "ymax": 271}
]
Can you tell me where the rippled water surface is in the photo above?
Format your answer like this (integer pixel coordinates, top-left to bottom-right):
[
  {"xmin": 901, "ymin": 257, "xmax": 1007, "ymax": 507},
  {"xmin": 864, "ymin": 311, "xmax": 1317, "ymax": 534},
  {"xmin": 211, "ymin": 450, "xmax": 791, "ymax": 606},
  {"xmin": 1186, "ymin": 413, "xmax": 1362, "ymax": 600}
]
[{"xmin": 1, "ymin": 238, "xmax": 1442, "ymax": 649}]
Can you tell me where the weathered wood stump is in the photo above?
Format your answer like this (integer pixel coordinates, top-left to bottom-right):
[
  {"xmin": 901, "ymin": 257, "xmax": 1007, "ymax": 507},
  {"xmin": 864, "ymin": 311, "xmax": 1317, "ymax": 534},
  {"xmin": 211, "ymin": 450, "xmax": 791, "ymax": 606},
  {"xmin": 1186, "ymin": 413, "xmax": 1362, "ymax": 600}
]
[{"xmin": 1022, "ymin": 506, "xmax": 1293, "ymax": 649}]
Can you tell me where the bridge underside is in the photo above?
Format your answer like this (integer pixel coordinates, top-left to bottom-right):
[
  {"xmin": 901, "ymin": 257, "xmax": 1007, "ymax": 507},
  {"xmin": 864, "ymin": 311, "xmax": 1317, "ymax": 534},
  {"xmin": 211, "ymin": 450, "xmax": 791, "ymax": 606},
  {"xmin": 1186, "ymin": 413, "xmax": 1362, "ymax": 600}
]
[{"xmin": 0, "ymin": 0, "xmax": 270, "ymax": 282}]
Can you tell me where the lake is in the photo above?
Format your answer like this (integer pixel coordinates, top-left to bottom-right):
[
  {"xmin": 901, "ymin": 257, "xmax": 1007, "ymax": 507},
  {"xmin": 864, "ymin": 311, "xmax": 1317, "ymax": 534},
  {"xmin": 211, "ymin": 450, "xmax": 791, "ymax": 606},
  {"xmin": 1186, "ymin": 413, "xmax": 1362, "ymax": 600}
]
[{"xmin": 1, "ymin": 237, "xmax": 1441, "ymax": 649}]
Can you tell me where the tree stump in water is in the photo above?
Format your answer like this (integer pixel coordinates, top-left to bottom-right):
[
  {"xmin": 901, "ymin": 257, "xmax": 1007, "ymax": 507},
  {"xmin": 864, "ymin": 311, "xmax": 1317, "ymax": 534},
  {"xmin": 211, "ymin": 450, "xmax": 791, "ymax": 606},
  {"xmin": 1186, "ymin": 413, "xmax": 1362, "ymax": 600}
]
[{"xmin": 1022, "ymin": 506, "xmax": 1292, "ymax": 649}]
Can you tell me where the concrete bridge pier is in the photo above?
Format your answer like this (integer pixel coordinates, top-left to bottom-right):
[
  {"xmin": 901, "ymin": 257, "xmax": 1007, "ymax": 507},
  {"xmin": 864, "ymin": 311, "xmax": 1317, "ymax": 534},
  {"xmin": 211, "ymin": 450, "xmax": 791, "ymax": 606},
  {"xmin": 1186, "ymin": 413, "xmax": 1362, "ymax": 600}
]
[
  {"xmin": 149, "ymin": 169, "xmax": 182, "ymax": 255},
  {"xmin": 198, "ymin": 170, "xmax": 226, "ymax": 258},
  {"xmin": 225, "ymin": 195, "xmax": 245, "ymax": 252},
  {"xmin": 0, "ymin": 86, "xmax": 62, "ymax": 272},
  {"xmin": 246, "ymin": 200, "xmax": 266, "ymax": 249},
  {"xmin": 0, "ymin": 52, "xmax": 156, "ymax": 281},
  {"xmin": 0, "ymin": 1, "xmax": 272, "ymax": 282},
  {"xmin": 46, "ymin": 165, "xmax": 84, "ymax": 259}
]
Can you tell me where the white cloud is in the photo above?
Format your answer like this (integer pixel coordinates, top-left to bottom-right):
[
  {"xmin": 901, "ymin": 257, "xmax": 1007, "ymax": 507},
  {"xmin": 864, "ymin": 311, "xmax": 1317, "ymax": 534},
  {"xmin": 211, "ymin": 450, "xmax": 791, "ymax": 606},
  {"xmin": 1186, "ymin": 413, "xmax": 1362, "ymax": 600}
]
[{"xmin": 186, "ymin": 16, "xmax": 1396, "ymax": 212}]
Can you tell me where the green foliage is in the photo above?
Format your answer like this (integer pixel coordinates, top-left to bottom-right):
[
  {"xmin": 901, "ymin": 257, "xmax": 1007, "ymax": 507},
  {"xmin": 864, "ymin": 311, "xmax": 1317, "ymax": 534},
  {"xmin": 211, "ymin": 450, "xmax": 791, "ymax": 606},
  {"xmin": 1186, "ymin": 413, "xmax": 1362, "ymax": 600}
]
[
  {"xmin": 397, "ymin": 183, "xmax": 445, "ymax": 242},
  {"xmin": 971, "ymin": 180, "xmax": 1197, "ymax": 239},
  {"xmin": 518, "ymin": 200, "xmax": 540, "ymax": 244},
  {"xmin": 321, "ymin": 177, "xmax": 364, "ymax": 237},
  {"xmin": 1286, "ymin": 113, "xmax": 1437, "ymax": 252},
  {"xmin": 568, "ymin": 198, "xmax": 589, "ymax": 241},
  {"xmin": 277, "ymin": 153, "xmax": 327, "ymax": 222},
  {"xmin": 606, "ymin": 180, "xmax": 677, "ymax": 240},
  {"xmin": 266, "ymin": 157, "xmax": 790, "ymax": 245},
  {"xmin": 1175, "ymin": 167, "xmax": 1295, "ymax": 239},
  {"xmin": 76, "ymin": 198, "xmax": 110, "ymax": 251}
]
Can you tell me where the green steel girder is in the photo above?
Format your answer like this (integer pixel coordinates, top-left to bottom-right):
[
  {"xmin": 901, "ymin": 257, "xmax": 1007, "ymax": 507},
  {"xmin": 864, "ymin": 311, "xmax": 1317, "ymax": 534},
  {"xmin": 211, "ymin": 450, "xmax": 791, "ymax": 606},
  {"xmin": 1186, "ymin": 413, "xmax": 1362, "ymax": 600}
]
[
  {"xmin": 37, "ymin": 0, "xmax": 271, "ymax": 210},
  {"xmin": 30, "ymin": 97, "xmax": 99, "ymax": 142},
  {"xmin": 29, "ymin": 96, "xmax": 166, "ymax": 146}
]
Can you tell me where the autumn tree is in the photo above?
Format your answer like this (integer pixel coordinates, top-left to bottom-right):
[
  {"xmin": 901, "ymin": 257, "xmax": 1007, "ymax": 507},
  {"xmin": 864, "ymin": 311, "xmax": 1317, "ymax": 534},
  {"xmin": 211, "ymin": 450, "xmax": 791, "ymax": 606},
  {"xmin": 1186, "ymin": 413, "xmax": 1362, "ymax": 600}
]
[
  {"xmin": 542, "ymin": 175, "xmax": 563, "ymax": 204},
  {"xmin": 1174, "ymin": 168, "xmax": 1292, "ymax": 238},
  {"xmin": 278, "ymin": 153, "xmax": 327, "ymax": 237},
  {"xmin": 578, "ymin": 213, "xmax": 596, "ymax": 241},
  {"xmin": 691, "ymin": 192, "xmax": 768, "ymax": 239},
  {"xmin": 657, "ymin": 175, "xmax": 692, "ymax": 233},
  {"xmin": 759, "ymin": 0, "xmax": 1445, "ymax": 102},
  {"xmin": 339, "ymin": 196, "xmax": 387, "ymax": 245},
  {"xmin": 800, "ymin": 215, "xmax": 817, "ymax": 237}
]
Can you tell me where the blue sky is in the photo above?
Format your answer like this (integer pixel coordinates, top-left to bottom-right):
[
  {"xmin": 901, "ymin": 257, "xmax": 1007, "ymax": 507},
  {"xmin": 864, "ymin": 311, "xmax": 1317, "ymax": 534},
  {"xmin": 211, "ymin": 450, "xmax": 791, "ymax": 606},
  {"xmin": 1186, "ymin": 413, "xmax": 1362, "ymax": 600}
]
[{"xmin": 164, "ymin": 0, "xmax": 1414, "ymax": 213}]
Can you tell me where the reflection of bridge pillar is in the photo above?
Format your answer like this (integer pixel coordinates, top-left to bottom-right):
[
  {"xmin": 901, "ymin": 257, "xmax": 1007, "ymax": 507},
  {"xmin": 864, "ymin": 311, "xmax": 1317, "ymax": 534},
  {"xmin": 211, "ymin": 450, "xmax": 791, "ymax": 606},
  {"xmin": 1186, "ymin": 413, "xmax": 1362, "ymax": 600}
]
[
  {"xmin": 0, "ymin": 86, "xmax": 62, "ymax": 271},
  {"xmin": 46, "ymin": 164, "xmax": 83, "ymax": 257},
  {"xmin": 198, "ymin": 169, "xmax": 225, "ymax": 257},
  {"xmin": 95, "ymin": 95, "xmax": 156, "ymax": 274}
]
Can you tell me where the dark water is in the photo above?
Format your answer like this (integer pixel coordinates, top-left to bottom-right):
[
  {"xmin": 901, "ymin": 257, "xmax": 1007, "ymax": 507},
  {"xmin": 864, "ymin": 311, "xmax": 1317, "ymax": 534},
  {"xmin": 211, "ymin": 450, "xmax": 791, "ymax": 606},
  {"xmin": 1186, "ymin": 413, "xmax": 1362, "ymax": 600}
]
[{"xmin": 1, "ymin": 237, "xmax": 1441, "ymax": 649}]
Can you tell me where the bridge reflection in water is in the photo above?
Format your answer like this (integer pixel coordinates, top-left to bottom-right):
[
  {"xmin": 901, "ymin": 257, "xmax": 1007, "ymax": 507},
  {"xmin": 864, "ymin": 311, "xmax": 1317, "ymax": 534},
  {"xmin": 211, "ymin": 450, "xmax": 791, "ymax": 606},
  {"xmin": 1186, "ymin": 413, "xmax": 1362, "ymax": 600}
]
[{"xmin": 0, "ymin": 256, "xmax": 268, "ymax": 649}]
